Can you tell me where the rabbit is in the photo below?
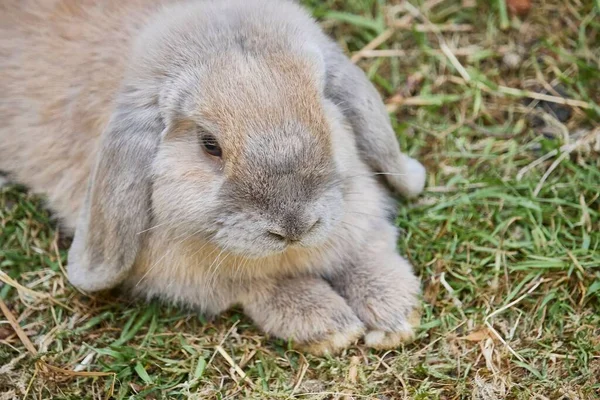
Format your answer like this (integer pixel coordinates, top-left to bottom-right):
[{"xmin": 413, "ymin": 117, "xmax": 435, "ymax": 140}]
[{"xmin": 0, "ymin": 0, "xmax": 426, "ymax": 354}]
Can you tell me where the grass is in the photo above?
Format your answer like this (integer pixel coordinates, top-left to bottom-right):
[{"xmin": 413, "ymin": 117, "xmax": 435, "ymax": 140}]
[{"xmin": 1, "ymin": 0, "xmax": 599, "ymax": 398}]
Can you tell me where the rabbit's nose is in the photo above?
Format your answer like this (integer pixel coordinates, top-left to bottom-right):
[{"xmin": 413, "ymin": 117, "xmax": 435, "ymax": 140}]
[{"xmin": 268, "ymin": 216, "xmax": 320, "ymax": 243}]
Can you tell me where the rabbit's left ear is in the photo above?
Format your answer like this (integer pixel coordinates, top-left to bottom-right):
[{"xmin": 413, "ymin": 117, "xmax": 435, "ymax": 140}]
[
  {"xmin": 67, "ymin": 86, "xmax": 164, "ymax": 292},
  {"xmin": 320, "ymin": 42, "xmax": 426, "ymax": 198}
]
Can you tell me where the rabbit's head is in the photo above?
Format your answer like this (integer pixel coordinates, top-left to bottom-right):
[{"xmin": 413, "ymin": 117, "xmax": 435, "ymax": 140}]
[
  {"xmin": 152, "ymin": 51, "xmax": 344, "ymax": 258},
  {"xmin": 67, "ymin": 2, "xmax": 349, "ymax": 291}
]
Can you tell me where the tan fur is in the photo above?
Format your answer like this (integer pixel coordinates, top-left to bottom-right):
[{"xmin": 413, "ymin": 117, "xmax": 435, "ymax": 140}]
[
  {"xmin": 187, "ymin": 52, "xmax": 332, "ymax": 176},
  {"xmin": 0, "ymin": 0, "xmax": 164, "ymax": 230},
  {"xmin": 0, "ymin": 0, "xmax": 425, "ymax": 353}
]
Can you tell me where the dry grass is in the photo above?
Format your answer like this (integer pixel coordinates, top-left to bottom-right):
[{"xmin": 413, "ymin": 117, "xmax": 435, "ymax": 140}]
[{"xmin": 1, "ymin": 0, "xmax": 599, "ymax": 399}]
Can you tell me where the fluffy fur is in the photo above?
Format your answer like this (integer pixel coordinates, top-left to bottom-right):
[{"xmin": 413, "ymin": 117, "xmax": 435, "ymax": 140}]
[{"xmin": 0, "ymin": 0, "xmax": 426, "ymax": 353}]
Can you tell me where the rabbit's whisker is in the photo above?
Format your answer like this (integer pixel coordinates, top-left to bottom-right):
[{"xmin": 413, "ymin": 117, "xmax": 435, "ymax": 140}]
[
  {"xmin": 338, "ymin": 220, "xmax": 368, "ymax": 232},
  {"xmin": 322, "ymin": 170, "xmax": 410, "ymax": 194},
  {"xmin": 135, "ymin": 227, "xmax": 214, "ymax": 288},
  {"xmin": 136, "ymin": 220, "xmax": 177, "ymax": 235},
  {"xmin": 163, "ymin": 234, "xmax": 218, "ymax": 291},
  {"xmin": 328, "ymin": 229, "xmax": 356, "ymax": 250},
  {"xmin": 207, "ymin": 251, "xmax": 230, "ymax": 290},
  {"xmin": 345, "ymin": 211, "xmax": 385, "ymax": 218}
]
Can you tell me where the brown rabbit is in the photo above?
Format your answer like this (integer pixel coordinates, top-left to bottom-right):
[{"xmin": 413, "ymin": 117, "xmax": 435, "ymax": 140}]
[{"xmin": 0, "ymin": 0, "xmax": 426, "ymax": 353}]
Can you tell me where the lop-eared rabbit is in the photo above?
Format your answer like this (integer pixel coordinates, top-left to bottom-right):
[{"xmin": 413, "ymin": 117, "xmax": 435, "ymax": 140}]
[{"xmin": 0, "ymin": 0, "xmax": 426, "ymax": 353}]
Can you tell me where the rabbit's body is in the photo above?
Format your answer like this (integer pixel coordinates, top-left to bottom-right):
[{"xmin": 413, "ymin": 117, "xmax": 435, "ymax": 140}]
[
  {"xmin": 1, "ymin": 0, "xmax": 426, "ymax": 353},
  {"xmin": 0, "ymin": 0, "xmax": 162, "ymax": 228}
]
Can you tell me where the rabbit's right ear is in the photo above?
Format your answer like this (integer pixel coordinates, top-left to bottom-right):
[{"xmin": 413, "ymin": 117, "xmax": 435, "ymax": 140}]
[
  {"xmin": 67, "ymin": 86, "xmax": 164, "ymax": 292},
  {"xmin": 319, "ymin": 42, "xmax": 426, "ymax": 198}
]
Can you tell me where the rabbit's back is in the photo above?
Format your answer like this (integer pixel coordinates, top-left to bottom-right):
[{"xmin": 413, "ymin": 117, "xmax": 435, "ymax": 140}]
[{"xmin": 0, "ymin": 0, "xmax": 162, "ymax": 230}]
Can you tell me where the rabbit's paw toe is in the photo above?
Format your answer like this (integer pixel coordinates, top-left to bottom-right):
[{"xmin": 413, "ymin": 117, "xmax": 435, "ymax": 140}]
[
  {"xmin": 300, "ymin": 324, "xmax": 365, "ymax": 355},
  {"xmin": 363, "ymin": 308, "xmax": 420, "ymax": 349}
]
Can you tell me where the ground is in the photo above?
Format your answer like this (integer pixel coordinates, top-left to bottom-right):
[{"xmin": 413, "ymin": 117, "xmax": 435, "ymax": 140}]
[{"xmin": 1, "ymin": 0, "xmax": 599, "ymax": 399}]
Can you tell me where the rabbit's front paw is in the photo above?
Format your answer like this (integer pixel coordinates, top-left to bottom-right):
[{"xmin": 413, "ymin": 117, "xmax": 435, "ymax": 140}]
[
  {"xmin": 329, "ymin": 252, "xmax": 422, "ymax": 350},
  {"xmin": 241, "ymin": 276, "xmax": 365, "ymax": 355},
  {"xmin": 349, "ymin": 282, "xmax": 421, "ymax": 349}
]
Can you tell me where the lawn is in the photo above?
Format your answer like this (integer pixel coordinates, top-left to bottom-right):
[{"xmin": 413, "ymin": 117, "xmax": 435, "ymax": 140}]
[{"xmin": 1, "ymin": 0, "xmax": 599, "ymax": 399}]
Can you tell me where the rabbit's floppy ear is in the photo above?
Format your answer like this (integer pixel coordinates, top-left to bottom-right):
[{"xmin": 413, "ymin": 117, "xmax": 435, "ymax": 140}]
[
  {"xmin": 320, "ymin": 42, "xmax": 426, "ymax": 198},
  {"xmin": 67, "ymin": 86, "xmax": 164, "ymax": 292}
]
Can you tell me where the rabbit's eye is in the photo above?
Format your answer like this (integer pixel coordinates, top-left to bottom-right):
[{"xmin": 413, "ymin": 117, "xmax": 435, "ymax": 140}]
[{"xmin": 201, "ymin": 134, "xmax": 222, "ymax": 158}]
